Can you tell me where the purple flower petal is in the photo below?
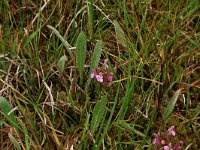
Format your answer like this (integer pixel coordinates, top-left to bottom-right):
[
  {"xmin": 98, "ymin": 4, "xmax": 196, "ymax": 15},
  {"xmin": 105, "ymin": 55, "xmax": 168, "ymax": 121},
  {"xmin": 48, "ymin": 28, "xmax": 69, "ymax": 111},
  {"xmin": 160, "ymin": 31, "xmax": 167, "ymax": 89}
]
[
  {"xmin": 164, "ymin": 145, "xmax": 173, "ymax": 150},
  {"xmin": 153, "ymin": 132, "xmax": 161, "ymax": 145},
  {"xmin": 90, "ymin": 70, "xmax": 97, "ymax": 78},
  {"xmin": 173, "ymin": 141, "xmax": 183, "ymax": 150},
  {"xmin": 168, "ymin": 126, "xmax": 176, "ymax": 136},
  {"xmin": 96, "ymin": 72, "xmax": 103, "ymax": 82},
  {"xmin": 106, "ymin": 72, "xmax": 113, "ymax": 82}
]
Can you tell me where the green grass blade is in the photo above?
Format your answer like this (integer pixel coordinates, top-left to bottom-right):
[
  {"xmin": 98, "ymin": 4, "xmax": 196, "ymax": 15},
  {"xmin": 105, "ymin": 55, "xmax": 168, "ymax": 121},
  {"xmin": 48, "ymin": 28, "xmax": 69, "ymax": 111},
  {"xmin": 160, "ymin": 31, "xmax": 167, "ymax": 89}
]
[
  {"xmin": 89, "ymin": 40, "xmax": 102, "ymax": 74},
  {"xmin": 23, "ymin": 31, "xmax": 37, "ymax": 48},
  {"xmin": 76, "ymin": 31, "xmax": 87, "ymax": 84},
  {"xmin": 163, "ymin": 89, "xmax": 181, "ymax": 120},
  {"xmin": 116, "ymin": 120, "xmax": 145, "ymax": 138},
  {"xmin": 57, "ymin": 55, "xmax": 68, "ymax": 73},
  {"xmin": 96, "ymin": 84, "xmax": 120, "ymax": 150},
  {"xmin": 47, "ymin": 25, "xmax": 73, "ymax": 58},
  {"xmin": 113, "ymin": 20, "xmax": 128, "ymax": 48},
  {"xmin": 80, "ymin": 113, "xmax": 90, "ymax": 149},
  {"xmin": 0, "ymin": 96, "xmax": 18, "ymax": 129},
  {"xmin": 90, "ymin": 95, "xmax": 107, "ymax": 133}
]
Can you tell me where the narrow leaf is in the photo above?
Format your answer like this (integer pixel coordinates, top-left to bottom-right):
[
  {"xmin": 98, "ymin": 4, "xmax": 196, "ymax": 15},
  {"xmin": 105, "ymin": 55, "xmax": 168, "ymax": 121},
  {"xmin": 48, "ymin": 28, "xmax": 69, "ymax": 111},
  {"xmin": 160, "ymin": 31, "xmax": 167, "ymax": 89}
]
[
  {"xmin": 8, "ymin": 133, "xmax": 22, "ymax": 150},
  {"xmin": 76, "ymin": 31, "xmax": 87, "ymax": 83},
  {"xmin": 89, "ymin": 40, "xmax": 102, "ymax": 73},
  {"xmin": 23, "ymin": 31, "xmax": 37, "ymax": 48},
  {"xmin": 47, "ymin": 25, "xmax": 73, "ymax": 58},
  {"xmin": 116, "ymin": 120, "xmax": 145, "ymax": 137},
  {"xmin": 87, "ymin": 0, "xmax": 94, "ymax": 40},
  {"xmin": 0, "ymin": 97, "xmax": 18, "ymax": 129},
  {"xmin": 96, "ymin": 84, "xmax": 120, "ymax": 150},
  {"xmin": 91, "ymin": 95, "xmax": 107, "ymax": 133},
  {"xmin": 113, "ymin": 20, "xmax": 128, "ymax": 48},
  {"xmin": 57, "ymin": 55, "xmax": 67, "ymax": 73},
  {"xmin": 163, "ymin": 89, "xmax": 181, "ymax": 120}
]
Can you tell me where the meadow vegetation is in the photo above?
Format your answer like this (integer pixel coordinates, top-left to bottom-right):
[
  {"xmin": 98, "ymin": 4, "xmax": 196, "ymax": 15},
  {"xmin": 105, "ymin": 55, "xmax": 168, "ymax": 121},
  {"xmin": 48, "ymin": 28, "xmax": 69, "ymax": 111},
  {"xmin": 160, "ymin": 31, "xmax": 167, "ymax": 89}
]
[{"xmin": 0, "ymin": 0, "xmax": 199, "ymax": 149}]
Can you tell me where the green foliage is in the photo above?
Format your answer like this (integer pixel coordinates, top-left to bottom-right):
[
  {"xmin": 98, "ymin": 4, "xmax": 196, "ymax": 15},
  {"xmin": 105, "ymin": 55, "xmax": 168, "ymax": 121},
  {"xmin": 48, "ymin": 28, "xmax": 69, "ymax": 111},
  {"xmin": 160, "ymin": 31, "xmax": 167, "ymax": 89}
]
[
  {"xmin": 0, "ymin": 0, "xmax": 199, "ymax": 149},
  {"xmin": 23, "ymin": 31, "xmax": 38, "ymax": 48},
  {"xmin": 76, "ymin": 31, "xmax": 87, "ymax": 84},
  {"xmin": 113, "ymin": 20, "xmax": 128, "ymax": 48},
  {"xmin": 47, "ymin": 25, "xmax": 73, "ymax": 58},
  {"xmin": 90, "ymin": 95, "xmax": 107, "ymax": 133},
  {"xmin": 89, "ymin": 40, "xmax": 102, "ymax": 74},
  {"xmin": 0, "ymin": 96, "xmax": 18, "ymax": 129},
  {"xmin": 116, "ymin": 120, "xmax": 145, "ymax": 138},
  {"xmin": 57, "ymin": 55, "xmax": 68, "ymax": 73},
  {"xmin": 163, "ymin": 89, "xmax": 181, "ymax": 121}
]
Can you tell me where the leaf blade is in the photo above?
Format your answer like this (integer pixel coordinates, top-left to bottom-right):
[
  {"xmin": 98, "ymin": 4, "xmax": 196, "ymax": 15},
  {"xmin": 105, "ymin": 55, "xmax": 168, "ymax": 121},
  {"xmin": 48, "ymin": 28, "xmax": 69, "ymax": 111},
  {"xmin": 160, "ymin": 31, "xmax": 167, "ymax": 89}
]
[
  {"xmin": 90, "ymin": 95, "xmax": 107, "ymax": 133},
  {"xmin": 57, "ymin": 55, "xmax": 68, "ymax": 73},
  {"xmin": 0, "ymin": 96, "xmax": 18, "ymax": 129},
  {"xmin": 89, "ymin": 40, "xmax": 102, "ymax": 74},
  {"xmin": 163, "ymin": 89, "xmax": 181, "ymax": 120},
  {"xmin": 76, "ymin": 31, "xmax": 87, "ymax": 84},
  {"xmin": 113, "ymin": 20, "xmax": 128, "ymax": 48}
]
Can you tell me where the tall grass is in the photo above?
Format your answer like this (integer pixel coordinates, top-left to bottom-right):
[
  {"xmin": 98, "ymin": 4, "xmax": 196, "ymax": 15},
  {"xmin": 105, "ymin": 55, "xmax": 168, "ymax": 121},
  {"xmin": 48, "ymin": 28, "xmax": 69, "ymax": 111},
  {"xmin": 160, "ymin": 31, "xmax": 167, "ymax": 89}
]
[{"xmin": 0, "ymin": 0, "xmax": 199, "ymax": 149}]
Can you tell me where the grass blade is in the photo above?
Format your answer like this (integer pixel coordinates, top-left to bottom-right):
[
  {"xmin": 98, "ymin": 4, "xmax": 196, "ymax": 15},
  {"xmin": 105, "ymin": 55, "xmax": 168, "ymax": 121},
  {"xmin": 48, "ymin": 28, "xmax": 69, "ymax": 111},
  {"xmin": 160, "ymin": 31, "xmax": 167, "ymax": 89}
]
[
  {"xmin": 89, "ymin": 40, "xmax": 102, "ymax": 74},
  {"xmin": 163, "ymin": 89, "xmax": 181, "ymax": 120},
  {"xmin": 76, "ymin": 31, "xmax": 87, "ymax": 84},
  {"xmin": 0, "ymin": 96, "xmax": 18, "ymax": 129},
  {"xmin": 96, "ymin": 84, "xmax": 120, "ymax": 150},
  {"xmin": 23, "ymin": 31, "xmax": 37, "ymax": 48},
  {"xmin": 57, "ymin": 55, "xmax": 68, "ymax": 73},
  {"xmin": 90, "ymin": 95, "xmax": 107, "ymax": 133},
  {"xmin": 8, "ymin": 133, "xmax": 22, "ymax": 150},
  {"xmin": 113, "ymin": 20, "xmax": 128, "ymax": 48},
  {"xmin": 116, "ymin": 120, "xmax": 145, "ymax": 138},
  {"xmin": 87, "ymin": 0, "xmax": 94, "ymax": 40},
  {"xmin": 47, "ymin": 25, "xmax": 73, "ymax": 58}
]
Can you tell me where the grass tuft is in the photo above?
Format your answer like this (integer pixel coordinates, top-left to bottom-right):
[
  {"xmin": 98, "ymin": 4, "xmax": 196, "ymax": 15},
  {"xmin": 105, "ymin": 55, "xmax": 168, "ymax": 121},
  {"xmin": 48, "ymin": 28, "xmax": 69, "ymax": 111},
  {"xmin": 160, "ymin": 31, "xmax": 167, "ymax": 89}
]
[{"xmin": 0, "ymin": 0, "xmax": 199, "ymax": 149}]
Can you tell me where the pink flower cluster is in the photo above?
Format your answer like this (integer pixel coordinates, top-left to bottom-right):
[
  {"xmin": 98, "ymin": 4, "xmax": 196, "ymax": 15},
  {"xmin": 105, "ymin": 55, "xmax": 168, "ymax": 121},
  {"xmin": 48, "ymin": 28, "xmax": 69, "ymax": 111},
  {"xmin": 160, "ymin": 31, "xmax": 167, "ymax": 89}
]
[
  {"xmin": 153, "ymin": 126, "xmax": 184, "ymax": 150},
  {"xmin": 90, "ymin": 59, "xmax": 113, "ymax": 83}
]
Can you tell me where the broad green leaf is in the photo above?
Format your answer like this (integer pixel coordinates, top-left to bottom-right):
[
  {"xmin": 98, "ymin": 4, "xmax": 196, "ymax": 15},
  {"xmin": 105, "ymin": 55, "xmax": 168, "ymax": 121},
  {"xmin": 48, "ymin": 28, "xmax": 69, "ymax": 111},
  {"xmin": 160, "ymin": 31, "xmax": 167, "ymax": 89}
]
[
  {"xmin": 113, "ymin": 20, "xmax": 128, "ymax": 48},
  {"xmin": 89, "ymin": 40, "xmax": 102, "ymax": 73},
  {"xmin": 8, "ymin": 133, "xmax": 22, "ymax": 150},
  {"xmin": 163, "ymin": 89, "xmax": 181, "ymax": 120},
  {"xmin": 90, "ymin": 95, "xmax": 107, "ymax": 133},
  {"xmin": 76, "ymin": 31, "xmax": 87, "ymax": 84},
  {"xmin": 0, "ymin": 97, "xmax": 17, "ymax": 129},
  {"xmin": 57, "ymin": 55, "xmax": 67, "ymax": 73}
]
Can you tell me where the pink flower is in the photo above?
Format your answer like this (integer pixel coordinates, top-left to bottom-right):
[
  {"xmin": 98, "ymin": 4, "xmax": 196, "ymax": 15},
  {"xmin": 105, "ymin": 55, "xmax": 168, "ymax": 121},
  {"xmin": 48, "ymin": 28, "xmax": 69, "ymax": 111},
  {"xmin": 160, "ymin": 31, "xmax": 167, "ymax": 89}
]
[
  {"xmin": 90, "ymin": 59, "xmax": 113, "ymax": 83},
  {"xmin": 91, "ymin": 70, "xmax": 103, "ymax": 82},
  {"xmin": 90, "ymin": 70, "xmax": 97, "ymax": 78},
  {"xmin": 168, "ymin": 126, "xmax": 176, "ymax": 136},
  {"xmin": 103, "ymin": 59, "xmax": 109, "ymax": 69},
  {"xmin": 106, "ymin": 72, "xmax": 113, "ymax": 82},
  {"xmin": 164, "ymin": 145, "xmax": 173, "ymax": 150},
  {"xmin": 153, "ymin": 132, "xmax": 161, "ymax": 145},
  {"xmin": 173, "ymin": 141, "xmax": 183, "ymax": 150},
  {"xmin": 96, "ymin": 72, "xmax": 103, "ymax": 82},
  {"xmin": 161, "ymin": 140, "xmax": 166, "ymax": 145}
]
